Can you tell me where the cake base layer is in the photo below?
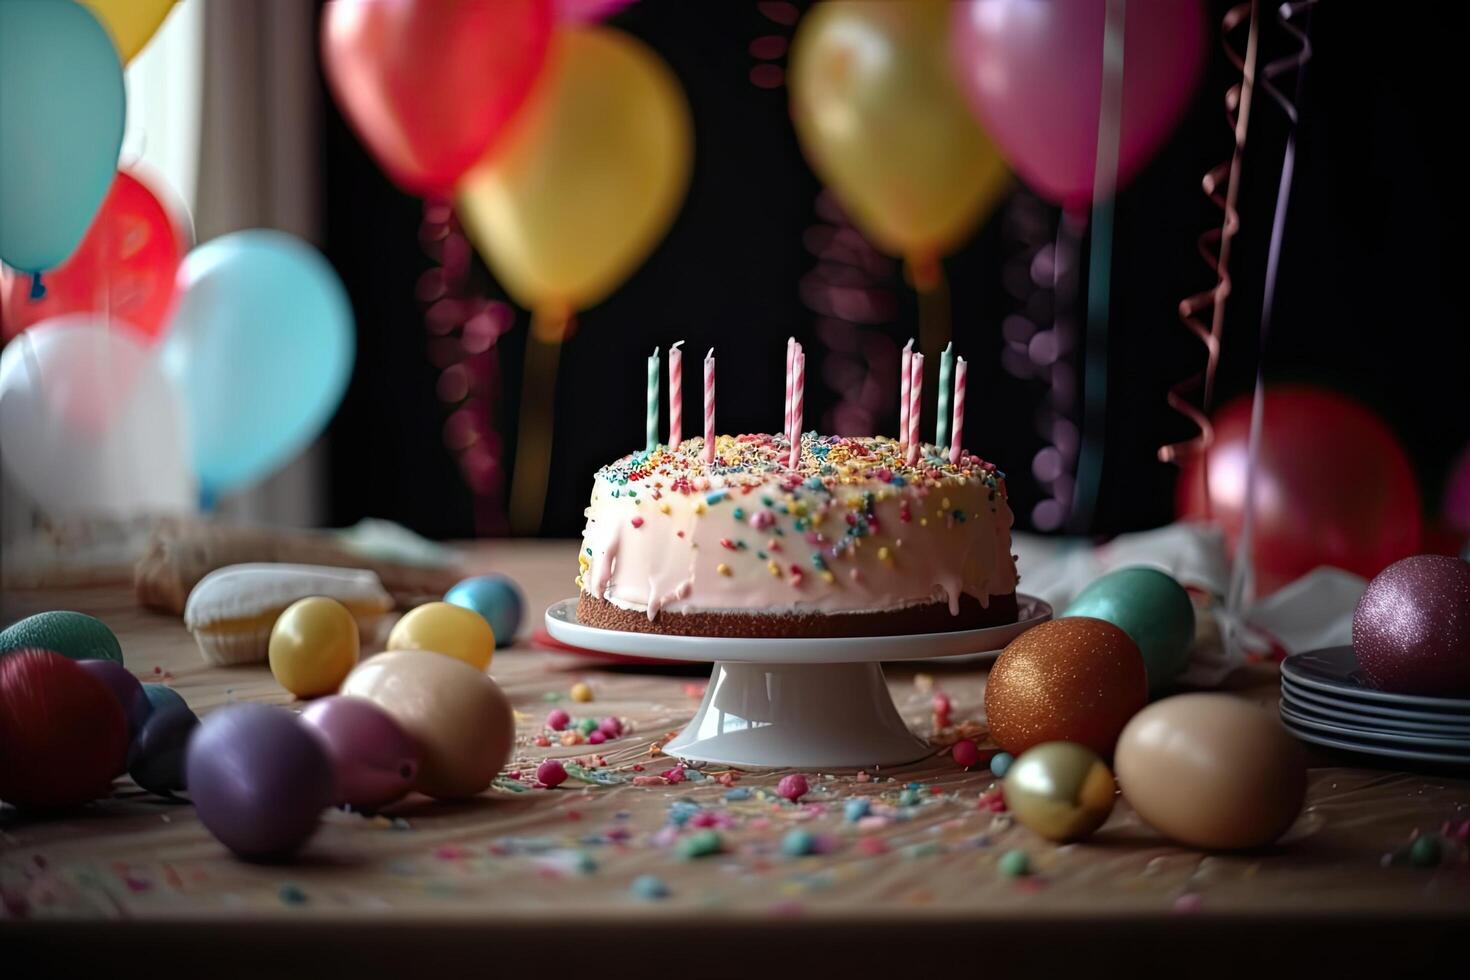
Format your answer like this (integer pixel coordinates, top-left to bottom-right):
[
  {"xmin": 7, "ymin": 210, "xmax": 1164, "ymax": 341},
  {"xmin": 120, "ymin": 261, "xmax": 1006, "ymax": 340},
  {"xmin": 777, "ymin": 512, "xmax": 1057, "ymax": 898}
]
[{"xmin": 576, "ymin": 592, "xmax": 1019, "ymax": 639}]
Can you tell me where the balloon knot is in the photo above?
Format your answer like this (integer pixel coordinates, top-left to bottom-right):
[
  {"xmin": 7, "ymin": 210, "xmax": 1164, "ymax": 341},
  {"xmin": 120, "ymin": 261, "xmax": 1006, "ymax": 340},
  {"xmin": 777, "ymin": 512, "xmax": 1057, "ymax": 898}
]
[{"xmin": 28, "ymin": 272, "xmax": 46, "ymax": 301}]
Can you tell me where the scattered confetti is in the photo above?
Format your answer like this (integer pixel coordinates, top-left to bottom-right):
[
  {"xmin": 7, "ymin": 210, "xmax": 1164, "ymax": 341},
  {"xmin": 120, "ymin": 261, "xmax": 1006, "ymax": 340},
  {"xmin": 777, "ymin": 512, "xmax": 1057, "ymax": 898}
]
[
  {"xmin": 630, "ymin": 875, "xmax": 670, "ymax": 900},
  {"xmin": 998, "ymin": 849, "xmax": 1030, "ymax": 878},
  {"xmin": 778, "ymin": 773, "xmax": 810, "ymax": 803}
]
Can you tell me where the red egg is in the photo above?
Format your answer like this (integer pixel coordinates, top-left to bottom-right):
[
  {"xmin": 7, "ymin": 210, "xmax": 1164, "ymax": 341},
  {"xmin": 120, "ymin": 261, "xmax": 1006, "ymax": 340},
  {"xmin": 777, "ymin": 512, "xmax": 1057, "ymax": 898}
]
[{"xmin": 0, "ymin": 648, "xmax": 128, "ymax": 808}]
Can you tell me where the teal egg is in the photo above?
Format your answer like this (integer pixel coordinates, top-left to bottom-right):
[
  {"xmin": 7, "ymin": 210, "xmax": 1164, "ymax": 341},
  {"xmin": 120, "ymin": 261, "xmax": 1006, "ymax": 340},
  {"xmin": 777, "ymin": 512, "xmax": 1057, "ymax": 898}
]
[
  {"xmin": 142, "ymin": 683, "xmax": 188, "ymax": 716},
  {"xmin": 1062, "ymin": 567, "xmax": 1194, "ymax": 695},
  {"xmin": 444, "ymin": 575, "xmax": 524, "ymax": 645},
  {"xmin": 0, "ymin": 610, "xmax": 123, "ymax": 664}
]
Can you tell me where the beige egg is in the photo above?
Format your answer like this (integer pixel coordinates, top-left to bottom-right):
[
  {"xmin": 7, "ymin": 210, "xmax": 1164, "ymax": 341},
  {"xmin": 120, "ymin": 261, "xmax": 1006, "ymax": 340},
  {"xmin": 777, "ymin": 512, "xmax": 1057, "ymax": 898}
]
[
  {"xmin": 339, "ymin": 650, "xmax": 514, "ymax": 800},
  {"xmin": 1115, "ymin": 693, "xmax": 1307, "ymax": 850}
]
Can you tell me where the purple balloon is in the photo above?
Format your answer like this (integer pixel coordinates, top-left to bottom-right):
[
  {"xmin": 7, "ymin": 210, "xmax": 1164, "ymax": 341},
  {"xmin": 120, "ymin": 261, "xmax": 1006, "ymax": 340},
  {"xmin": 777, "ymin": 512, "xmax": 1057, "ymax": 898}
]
[
  {"xmin": 77, "ymin": 659, "xmax": 151, "ymax": 738},
  {"xmin": 1353, "ymin": 555, "xmax": 1470, "ymax": 696},
  {"xmin": 186, "ymin": 703, "xmax": 334, "ymax": 860},
  {"xmin": 300, "ymin": 696, "xmax": 420, "ymax": 809},
  {"xmin": 950, "ymin": 0, "xmax": 1207, "ymax": 210}
]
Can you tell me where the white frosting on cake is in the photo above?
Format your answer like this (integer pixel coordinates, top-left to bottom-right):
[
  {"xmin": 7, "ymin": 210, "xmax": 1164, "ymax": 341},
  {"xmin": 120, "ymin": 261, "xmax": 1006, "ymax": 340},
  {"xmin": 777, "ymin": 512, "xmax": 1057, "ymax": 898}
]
[{"xmin": 578, "ymin": 433, "xmax": 1017, "ymax": 621}]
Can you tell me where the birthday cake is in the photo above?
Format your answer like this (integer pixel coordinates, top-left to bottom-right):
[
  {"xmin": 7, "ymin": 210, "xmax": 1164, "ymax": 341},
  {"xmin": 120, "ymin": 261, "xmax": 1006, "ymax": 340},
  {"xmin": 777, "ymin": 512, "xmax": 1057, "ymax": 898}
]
[{"xmin": 576, "ymin": 433, "xmax": 1018, "ymax": 638}]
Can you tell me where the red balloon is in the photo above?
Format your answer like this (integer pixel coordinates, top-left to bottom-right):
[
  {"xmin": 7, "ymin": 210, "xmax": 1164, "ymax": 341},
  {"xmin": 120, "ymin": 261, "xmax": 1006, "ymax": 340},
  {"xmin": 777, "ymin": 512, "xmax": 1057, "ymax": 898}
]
[
  {"xmin": 950, "ymin": 0, "xmax": 1206, "ymax": 210},
  {"xmin": 1, "ymin": 170, "xmax": 189, "ymax": 345},
  {"xmin": 321, "ymin": 0, "xmax": 555, "ymax": 196},
  {"xmin": 0, "ymin": 648, "xmax": 129, "ymax": 809},
  {"xmin": 1178, "ymin": 386, "xmax": 1423, "ymax": 596}
]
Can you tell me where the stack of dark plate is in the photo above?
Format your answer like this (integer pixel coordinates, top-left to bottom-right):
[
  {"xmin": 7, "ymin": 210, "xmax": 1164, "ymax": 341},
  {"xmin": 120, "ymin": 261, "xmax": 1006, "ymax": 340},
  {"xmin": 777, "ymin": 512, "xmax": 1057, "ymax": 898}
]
[{"xmin": 1280, "ymin": 646, "xmax": 1470, "ymax": 768}]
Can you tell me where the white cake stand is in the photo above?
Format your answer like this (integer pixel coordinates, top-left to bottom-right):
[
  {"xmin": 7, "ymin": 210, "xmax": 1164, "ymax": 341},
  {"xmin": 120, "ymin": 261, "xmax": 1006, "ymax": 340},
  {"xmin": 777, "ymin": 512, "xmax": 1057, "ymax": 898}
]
[{"xmin": 543, "ymin": 595, "xmax": 1051, "ymax": 769}]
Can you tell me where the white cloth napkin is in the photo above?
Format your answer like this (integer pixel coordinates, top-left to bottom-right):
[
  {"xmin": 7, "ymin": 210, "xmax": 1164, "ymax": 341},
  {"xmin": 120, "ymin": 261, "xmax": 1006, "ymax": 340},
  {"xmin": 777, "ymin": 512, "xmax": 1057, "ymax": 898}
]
[{"xmin": 1012, "ymin": 522, "xmax": 1366, "ymax": 687}]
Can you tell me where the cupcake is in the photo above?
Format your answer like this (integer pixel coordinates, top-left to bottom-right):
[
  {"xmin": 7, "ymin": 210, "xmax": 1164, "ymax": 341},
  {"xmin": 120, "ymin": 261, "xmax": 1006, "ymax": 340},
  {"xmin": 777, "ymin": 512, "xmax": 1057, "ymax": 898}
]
[{"xmin": 184, "ymin": 563, "xmax": 393, "ymax": 667}]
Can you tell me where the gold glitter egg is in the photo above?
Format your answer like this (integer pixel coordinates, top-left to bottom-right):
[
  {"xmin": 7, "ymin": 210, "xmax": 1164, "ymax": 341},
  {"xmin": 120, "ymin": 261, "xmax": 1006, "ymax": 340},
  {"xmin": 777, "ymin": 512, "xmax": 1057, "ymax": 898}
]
[
  {"xmin": 1003, "ymin": 742, "xmax": 1117, "ymax": 843},
  {"xmin": 984, "ymin": 617, "xmax": 1147, "ymax": 757}
]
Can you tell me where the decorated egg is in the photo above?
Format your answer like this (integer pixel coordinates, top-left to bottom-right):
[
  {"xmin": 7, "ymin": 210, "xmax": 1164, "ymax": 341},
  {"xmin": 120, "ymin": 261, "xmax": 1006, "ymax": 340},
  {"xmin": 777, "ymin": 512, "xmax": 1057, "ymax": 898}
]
[
  {"xmin": 300, "ymin": 696, "xmax": 421, "ymax": 809},
  {"xmin": 1115, "ymin": 694, "xmax": 1306, "ymax": 850},
  {"xmin": 444, "ymin": 574, "xmax": 525, "ymax": 647},
  {"xmin": 984, "ymin": 617, "xmax": 1148, "ymax": 757},
  {"xmin": 339, "ymin": 650, "xmax": 513, "ymax": 799},
  {"xmin": 386, "ymin": 601, "xmax": 496, "ymax": 671},
  {"xmin": 0, "ymin": 649, "xmax": 128, "ymax": 808},
  {"xmin": 1003, "ymin": 742, "xmax": 1117, "ymax": 843},
  {"xmin": 1353, "ymin": 555, "xmax": 1470, "ymax": 696},
  {"xmin": 128, "ymin": 705, "xmax": 199, "ymax": 797},
  {"xmin": 186, "ymin": 702, "xmax": 335, "ymax": 860},
  {"xmin": 0, "ymin": 610, "xmax": 123, "ymax": 663},
  {"xmin": 1062, "ymin": 567, "xmax": 1195, "ymax": 695},
  {"xmin": 141, "ymin": 682, "xmax": 188, "ymax": 716},
  {"xmin": 78, "ymin": 659, "xmax": 151, "ymax": 737},
  {"xmin": 268, "ymin": 596, "xmax": 360, "ymax": 699}
]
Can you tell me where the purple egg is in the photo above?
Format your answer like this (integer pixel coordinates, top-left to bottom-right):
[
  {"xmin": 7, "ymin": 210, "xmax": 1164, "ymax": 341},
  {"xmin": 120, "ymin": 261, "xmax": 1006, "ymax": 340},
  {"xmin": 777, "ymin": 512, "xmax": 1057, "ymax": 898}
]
[
  {"xmin": 128, "ymin": 705, "xmax": 199, "ymax": 797},
  {"xmin": 1353, "ymin": 555, "xmax": 1470, "ymax": 696},
  {"xmin": 300, "ymin": 696, "xmax": 420, "ymax": 809},
  {"xmin": 77, "ymin": 659, "xmax": 151, "ymax": 738},
  {"xmin": 185, "ymin": 703, "xmax": 335, "ymax": 861}
]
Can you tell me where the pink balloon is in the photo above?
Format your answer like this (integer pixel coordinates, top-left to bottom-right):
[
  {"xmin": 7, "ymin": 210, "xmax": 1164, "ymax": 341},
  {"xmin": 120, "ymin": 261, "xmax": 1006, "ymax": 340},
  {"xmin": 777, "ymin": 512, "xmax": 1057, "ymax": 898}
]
[
  {"xmin": 950, "ymin": 0, "xmax": 1207, "ymax": 210},
  {"xmin": 555, "ymin": 0, "xmax": 634, "ymax": 23}
]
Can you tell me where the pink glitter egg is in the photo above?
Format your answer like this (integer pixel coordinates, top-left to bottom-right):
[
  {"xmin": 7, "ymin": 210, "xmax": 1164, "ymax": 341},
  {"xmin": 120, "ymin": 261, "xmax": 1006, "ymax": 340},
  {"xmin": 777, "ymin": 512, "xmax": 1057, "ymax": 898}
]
[
  {"xmin": 1353, "ymin": 555, "xmax": 1470, "ymax": 696},
  {"xmin": 777, "ymin": 773, "xmax": 809, "ymax": 802}
]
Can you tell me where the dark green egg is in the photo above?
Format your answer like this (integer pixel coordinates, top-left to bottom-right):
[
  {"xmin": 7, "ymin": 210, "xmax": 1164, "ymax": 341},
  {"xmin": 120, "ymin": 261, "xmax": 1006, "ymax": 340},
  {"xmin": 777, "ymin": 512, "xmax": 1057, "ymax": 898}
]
[{"xmin": 0, "ymin": 611, "xmax": 123, "ymax": 664}]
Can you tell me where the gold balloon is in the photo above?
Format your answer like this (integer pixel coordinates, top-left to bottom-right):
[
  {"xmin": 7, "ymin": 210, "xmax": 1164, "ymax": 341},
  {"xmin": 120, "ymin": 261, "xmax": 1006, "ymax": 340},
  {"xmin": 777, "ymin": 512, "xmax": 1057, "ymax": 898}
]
[
  {"xmin": 789, "ymin": 0, "xmax": 1010, "ymax": 272},
  {"xmin": 1003, "ymin": 742, "xmax": 1118, "ymax": 843},
  {"xmin": 457, "ymin": 27, "xmax": 692, "ymax": 336},
  {"xmin": 80, "ymin": 0, "xmax": 178, "ymax": 64}
]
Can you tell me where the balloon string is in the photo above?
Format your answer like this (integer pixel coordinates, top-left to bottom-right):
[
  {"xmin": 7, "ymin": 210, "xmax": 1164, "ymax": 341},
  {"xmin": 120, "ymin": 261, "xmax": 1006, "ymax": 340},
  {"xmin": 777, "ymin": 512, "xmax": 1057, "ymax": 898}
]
[
  {"xmin": 1226, "ymin": 1, "xmax": 1317, "ymax": 617},
  {"xmin": 1158, "ymin": 1, "xmax": 1261, "ymax": 481},
  {"xmin": 1068, "ymin": 0, "xmax": 1126, "ymax": 534},
  {"xmin": 508, "ymin": 324, "xmax": 563, "ymax": 535},
  {"xmin": 29, "ymin": 272, "xmax": 46, "ymax": 300}
]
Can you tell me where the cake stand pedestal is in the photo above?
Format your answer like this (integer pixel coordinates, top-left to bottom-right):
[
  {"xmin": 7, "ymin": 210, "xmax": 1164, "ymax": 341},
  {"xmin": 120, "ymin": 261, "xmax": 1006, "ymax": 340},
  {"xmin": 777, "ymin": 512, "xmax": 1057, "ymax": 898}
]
[{"xmin": 543, "ymin": 596, "xmax": 1051, "ymax": 769}]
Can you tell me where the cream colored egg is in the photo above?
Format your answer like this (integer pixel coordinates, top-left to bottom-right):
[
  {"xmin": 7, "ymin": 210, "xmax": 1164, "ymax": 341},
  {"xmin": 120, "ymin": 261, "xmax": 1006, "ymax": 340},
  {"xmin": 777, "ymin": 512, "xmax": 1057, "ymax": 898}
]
[
  {"xmin": 339, "ymin": 650, "xmax": 513, "ymax": 799},
  {"xmin": 386, "ymin": 602, "xmax": 495, "ymax": 671},
  {"xmin": 1115, "ymin": 693, "xmax": 1307, "ymax": 850}
]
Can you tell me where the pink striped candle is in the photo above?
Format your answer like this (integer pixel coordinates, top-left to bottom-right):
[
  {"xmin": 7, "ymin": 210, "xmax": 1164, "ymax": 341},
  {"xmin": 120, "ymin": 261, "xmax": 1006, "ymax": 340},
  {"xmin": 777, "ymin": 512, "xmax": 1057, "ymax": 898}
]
[
  {"xmin": 898, "ymin": 338, "xmax": 913, "ymax": 450},
  {"xmin": 950, "ymin": 356, "xmax": 967, "ymax": 465},
  {"xmin": 668, "ymin": 341, "xmax": 684, "ymax": 448},
  {"xmin": 788, "ymin": 349, "xmax": 805, "ymax": 468},
  {"xmin": 906, "ymin": 351, "xmax": 924, "ymax": 467},
  {"xmin": 783, "ymin": 336, "xmax": 794, "ymax": 437},
  {"xmin": 703, "ymin": 348, "xmax": 716, "ymax": 464}
]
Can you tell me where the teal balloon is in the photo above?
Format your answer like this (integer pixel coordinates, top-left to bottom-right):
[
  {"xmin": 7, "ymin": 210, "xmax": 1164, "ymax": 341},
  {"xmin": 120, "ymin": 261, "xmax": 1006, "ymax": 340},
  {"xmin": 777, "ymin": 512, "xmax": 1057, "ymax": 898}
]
[
  {"xmin": 162, "ymin": 230, "xmax": 355, "ymax": 497},
  {"xmin": 1062, "ymin": 567, "xmax": 1195, "ymax": 696},
  {"xmin": 0, "ymin": 0, "xmax": 126, "ymax": 275},
  {"xmin": 445, "ymin": 575, "xmax": 525, "ymax": 645}
]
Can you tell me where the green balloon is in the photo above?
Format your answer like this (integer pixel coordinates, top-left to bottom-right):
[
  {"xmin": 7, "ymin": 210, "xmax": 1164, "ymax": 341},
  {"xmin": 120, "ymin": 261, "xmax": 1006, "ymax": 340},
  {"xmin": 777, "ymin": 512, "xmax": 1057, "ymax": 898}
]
[
  {"xmin": 0, "ymin": 611, "xmax": 123, "ymax": 664},
  {"xmin": 1062, "ymin": 567, "xmax": 1194, "ymax": 695}
]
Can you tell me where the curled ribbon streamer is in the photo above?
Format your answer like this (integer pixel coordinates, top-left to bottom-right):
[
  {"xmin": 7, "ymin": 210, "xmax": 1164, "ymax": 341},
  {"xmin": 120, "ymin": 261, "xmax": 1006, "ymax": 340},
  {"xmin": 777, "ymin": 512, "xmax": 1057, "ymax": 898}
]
[
  {"xmin": 1226, "ymin": 0, "xmax": 1317, "ymax": 621},
  {"xmin": 418, "ymin": 198, "xmax": 512, "ymax": 535},
  {"xmin": 1158, "ymin": 1, "xmax": 1261, "ymax": 470}
]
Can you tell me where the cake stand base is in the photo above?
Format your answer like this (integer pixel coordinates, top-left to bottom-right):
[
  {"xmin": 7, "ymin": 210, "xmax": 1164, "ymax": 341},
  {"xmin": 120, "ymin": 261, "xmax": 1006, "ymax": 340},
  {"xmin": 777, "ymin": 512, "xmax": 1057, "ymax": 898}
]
[
  {"xmin": 664, "ymin": 661, "xmax": 928, "ymax": 768},
  {"xmin": 543, "ymin": 595, "xmax": 1051, "ymax": 769}
]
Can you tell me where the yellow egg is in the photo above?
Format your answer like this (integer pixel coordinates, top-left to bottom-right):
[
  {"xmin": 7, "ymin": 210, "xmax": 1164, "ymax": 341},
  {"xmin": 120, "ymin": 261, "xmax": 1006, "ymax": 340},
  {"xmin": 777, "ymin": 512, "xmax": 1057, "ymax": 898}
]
[
  {"xmin": 386, "ymin": 602, "xmax": 495, "ymax": 671},
  {"xmin": 268, "ymin": 597, "xmax": 359, "ymax": 699}
]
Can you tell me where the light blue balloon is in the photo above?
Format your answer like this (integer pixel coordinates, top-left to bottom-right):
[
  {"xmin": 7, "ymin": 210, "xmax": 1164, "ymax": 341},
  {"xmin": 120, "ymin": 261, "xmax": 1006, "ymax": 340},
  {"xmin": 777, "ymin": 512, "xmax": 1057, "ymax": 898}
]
[
  {"xmin": 445, "ymin": 575, "xmax": 526, "ymax": 645},
  {"xmin": 0, "ymin": 0, "xmax": 126, "ymax": 277},
  {"xmin": 162, "ymin": 230, "xmax": 355, "ymax": 497}
]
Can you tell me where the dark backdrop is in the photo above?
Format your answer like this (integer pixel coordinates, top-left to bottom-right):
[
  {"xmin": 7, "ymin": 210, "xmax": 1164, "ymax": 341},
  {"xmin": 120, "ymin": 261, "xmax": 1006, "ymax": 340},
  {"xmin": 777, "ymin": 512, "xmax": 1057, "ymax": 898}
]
[{"xmin": 321, "ymin": 1, "xmax": 1468, "ymax": 541}]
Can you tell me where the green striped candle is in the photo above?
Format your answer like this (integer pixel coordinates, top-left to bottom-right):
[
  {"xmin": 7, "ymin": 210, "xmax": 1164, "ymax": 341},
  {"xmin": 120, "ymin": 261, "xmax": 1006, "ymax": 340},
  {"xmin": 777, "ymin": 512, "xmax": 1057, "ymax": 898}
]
[
  {"xmin": 935, "ymin": 341, "xmax": 954, "ymax": 450},
  {"xmin": 646, "ymin": 347, "xmax": 660, "ymax": 453}
]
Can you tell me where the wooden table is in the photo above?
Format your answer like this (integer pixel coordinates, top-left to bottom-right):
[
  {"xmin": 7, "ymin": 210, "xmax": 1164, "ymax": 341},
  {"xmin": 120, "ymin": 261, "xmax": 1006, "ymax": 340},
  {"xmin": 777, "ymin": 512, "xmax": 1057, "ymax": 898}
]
[{"xmin": 3, "ymin": 541, "xmax": 1467, "ymax": 976}]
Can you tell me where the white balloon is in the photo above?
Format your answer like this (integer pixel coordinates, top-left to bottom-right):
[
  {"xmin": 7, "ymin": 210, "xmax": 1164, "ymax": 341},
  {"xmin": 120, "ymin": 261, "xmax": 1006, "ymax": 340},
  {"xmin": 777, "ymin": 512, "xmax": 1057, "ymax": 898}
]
[{"xmin": 0, "ymin": 316, "xmax": 195, "ymax": 518}]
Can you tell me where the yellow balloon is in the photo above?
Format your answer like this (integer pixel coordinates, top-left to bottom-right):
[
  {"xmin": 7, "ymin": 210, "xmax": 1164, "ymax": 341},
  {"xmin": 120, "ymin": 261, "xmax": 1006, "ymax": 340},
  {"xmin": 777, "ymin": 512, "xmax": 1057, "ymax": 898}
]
[
  {"xmin": 80, "ymin": 0, "xmax": 178, "ymax": 64},
  {"xmin": 789, "ymin": 0, "xmax": 1009, "ymax": 271},
  {"xmin": 457, "ymin": 27, "xmax": 692, "ymax": 333},
  {"xmin": 386, "ymin": 602, "xmax": 496, "ymax": 672}
]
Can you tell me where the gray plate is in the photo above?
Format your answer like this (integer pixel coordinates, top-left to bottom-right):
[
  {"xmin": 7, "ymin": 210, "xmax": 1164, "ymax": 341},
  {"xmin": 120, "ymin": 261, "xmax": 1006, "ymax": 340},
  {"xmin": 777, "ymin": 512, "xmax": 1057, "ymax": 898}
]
[
  {"xmin": 1282, "ymin": 717, "xmax": 1470, "ymax": 768},
  {"xmin": 1280, "ymin": 684, "xmax": 1470, "ymax": 735},
  {"xmin": 1279, "ymin": 701, "xmax": 1470, "ymax": 751},
  {"xmin": 1280, "ymin": 647, "xmax": 1470, "ymax": 714}
]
